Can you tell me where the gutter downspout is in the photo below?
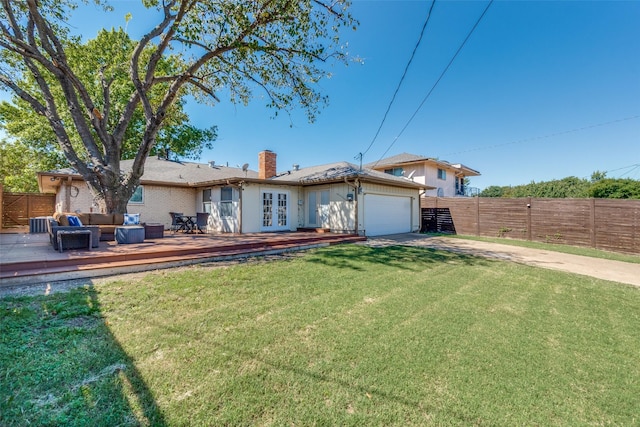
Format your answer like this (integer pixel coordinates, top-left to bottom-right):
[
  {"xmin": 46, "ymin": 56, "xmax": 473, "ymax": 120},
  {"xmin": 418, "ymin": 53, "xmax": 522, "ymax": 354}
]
[
  {"xmin": 415, "ymin": 190, "xmax": 428, "ymax": 233},
  {"xmin": 238, "ymin": 182, "xmax": 243, "ymax": 234},
  {"xmin": 344, "ymin": 178, "xmax": 360, "ymax": 235}
]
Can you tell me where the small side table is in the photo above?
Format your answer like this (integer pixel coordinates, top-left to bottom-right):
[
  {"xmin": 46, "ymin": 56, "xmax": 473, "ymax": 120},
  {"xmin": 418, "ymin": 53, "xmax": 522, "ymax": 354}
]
[
  {"xmin": 144, "ymin": 223, "xmax": 164, "ymax": 239},
  {"xmin": 115, "ymin": 225, "xmax": 145, "ymax": 244}
]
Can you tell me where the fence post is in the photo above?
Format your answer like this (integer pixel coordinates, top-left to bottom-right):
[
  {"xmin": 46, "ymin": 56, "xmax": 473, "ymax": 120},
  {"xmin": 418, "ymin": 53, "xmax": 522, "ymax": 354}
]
[
  {"xmin": 527, "ymin": 197, "xmax": 532, "ymax": 241},
  {"xmin": 476, "ymin": 196, "xmax": 480, "ymax": 236},
  {"xmin": 590, "ymin": 198, "xmax": 596, "ymax": 248}
]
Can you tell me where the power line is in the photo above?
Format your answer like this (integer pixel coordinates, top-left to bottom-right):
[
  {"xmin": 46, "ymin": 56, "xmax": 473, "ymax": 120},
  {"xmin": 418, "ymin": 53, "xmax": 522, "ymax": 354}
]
[
  {"xmin": 617, "ymin": 165, "xmax": 639, "ymax": 178},
  {"xmin": 576, "ymin": 163, "xmax": 640, "ymax": 181},
  {"xmin": 372, "ymin": 0, "xmax": 494, "ymax": 168},
  {"xmin": 605, "ymin": 163, "xmax": 640, "ymax": 179},
  {"xmin": 440, "ymin": 115, "xmax": 640, "ymax": 157},
  {"xmin": 359, "ymin": 0, "xmax": 437, "ymax": 159}
]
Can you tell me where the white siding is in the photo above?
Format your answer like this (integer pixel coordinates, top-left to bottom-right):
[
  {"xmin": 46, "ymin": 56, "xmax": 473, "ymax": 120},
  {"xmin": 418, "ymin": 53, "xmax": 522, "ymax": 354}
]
[
  {"xmin": 423, "ymin": 165, "xmax": 457, "ymax": 197},
  {"xmin": 301, "ymin": 183, "xmax": 357, "ymax": 233},
  {"xmin": 209, "ymin": 201, "xmax": 239, "ymax": 233},
  {"xmin": 241, "ymin": 183, "xmax": 301, "ymax": 233},
  {"xmin": 372, "ymin": 162, "xmax": 464, "ymax": 197},
  {"xmin": 199, "ymin": 186, "xmax": 241, "ymax": 233},
  {"xmin": 329, "ymin": 183, "xmax": 356, "ymax": 232},
  {"xmin": 329, "ymin": 201, "xmax": 356, "ymax": 232}
]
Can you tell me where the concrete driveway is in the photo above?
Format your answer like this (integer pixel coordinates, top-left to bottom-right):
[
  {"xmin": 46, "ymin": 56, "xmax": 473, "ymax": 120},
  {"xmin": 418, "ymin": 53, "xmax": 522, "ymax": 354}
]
[{"xmin": 363, "ymin": 234, "xmax": 640, "ymax": 288}]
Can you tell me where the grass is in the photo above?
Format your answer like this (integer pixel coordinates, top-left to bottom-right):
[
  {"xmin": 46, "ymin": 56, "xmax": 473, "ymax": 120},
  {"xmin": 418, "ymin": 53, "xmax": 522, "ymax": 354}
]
[
  {"xmin": 437, "ymin": 233, "xmax": 640, "ymax": 264},
  {"xmin": 1, "ymin": 245, "xmax": 639, "ymax": 426}
]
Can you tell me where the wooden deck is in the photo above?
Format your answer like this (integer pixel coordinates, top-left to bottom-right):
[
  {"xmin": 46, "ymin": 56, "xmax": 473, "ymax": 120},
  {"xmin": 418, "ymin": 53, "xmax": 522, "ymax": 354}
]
[{"xmin": 0, "ymin": 231, "xmax": 366, "ymax": 287}]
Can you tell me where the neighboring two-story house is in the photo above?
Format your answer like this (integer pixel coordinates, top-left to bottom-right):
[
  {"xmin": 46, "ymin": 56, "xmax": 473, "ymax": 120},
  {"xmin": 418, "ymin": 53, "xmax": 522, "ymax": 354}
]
[{"xmin": 365, "ymin": 153, "xmax": 480, "ymax": 197}]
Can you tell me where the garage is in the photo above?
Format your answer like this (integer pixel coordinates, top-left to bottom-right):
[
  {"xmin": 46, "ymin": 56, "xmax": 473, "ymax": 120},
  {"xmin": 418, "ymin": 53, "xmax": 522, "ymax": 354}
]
[{"xmin": 364, "ymin": 194, "xmax": 412, "ymax": 236}]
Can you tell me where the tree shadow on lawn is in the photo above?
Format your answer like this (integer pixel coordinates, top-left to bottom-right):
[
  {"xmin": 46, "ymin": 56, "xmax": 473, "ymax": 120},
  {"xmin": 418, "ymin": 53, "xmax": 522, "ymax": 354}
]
[
  {"xmin": 304, "ymin": 244, "xmax": 492, "ymax": 271},
  {"xmin": 0, "ymin": 285, "xmax": 166, "ymax": 426}
]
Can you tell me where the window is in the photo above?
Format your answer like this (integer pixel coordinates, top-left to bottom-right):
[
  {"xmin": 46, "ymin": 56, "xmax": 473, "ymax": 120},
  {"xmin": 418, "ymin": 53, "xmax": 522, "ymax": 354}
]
[
  {"xmin": 437, "ymin": 168, "xmax": 446, "ymax": 180},
  {"xmin": 203, "ymin": 189, "xmax": 212, "ymax": 213},
  {"xmin": 384, "ymin": 167, "xmax": 404, "ymax": 177},
  {"xmin": 129, "ymin": 186, "xmax": 143, "ymax": 204},
  {"xmin": 220, "ymin": 186, "xmax": 233, "ymax": 217}
]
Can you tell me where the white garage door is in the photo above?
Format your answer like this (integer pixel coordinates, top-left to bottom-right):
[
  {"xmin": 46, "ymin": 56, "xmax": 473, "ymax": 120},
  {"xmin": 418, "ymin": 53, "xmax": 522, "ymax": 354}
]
[{"xmin": 364, "ymin": 194, "xmax": 412, "ymax": 236}]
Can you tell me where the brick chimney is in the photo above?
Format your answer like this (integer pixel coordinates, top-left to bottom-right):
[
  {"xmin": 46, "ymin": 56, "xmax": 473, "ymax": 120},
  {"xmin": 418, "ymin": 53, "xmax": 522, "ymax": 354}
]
[{"xmin": 258, "ymin": 150, "xmax": 277, "ymax": 179}]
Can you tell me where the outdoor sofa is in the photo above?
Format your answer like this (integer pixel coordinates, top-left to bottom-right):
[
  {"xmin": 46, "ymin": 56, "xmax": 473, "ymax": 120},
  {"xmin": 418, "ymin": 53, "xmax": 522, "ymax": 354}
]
[
  {"xmin": 48, "ymin": 212, "xmax": 147, "ymax": 251},
  {"xmin": 53, "ymin": 212, "xmax": 125, "ymax": 241}
]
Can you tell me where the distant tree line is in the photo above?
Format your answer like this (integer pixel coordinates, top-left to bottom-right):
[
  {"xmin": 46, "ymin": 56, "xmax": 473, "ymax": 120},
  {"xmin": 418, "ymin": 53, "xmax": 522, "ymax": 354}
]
[{"xmin": 479, "ymin": 172, "xmax": 640, "ymax": 199}]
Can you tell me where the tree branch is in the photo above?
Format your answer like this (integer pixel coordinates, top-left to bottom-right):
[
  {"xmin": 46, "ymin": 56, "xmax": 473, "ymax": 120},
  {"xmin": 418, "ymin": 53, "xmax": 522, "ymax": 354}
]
[
  {"xmin": 186, "ymin": 76, "xmax": 221, "ymax": 102},
  {"xmin": 121, "ymin": 0, "xmax": 180, "ymax": 151},
  {"xmin": 24, "ymin": 0, "xmax": 107, "ymax": 165},
  {"xmin": 313, "ymin": 0, "xmax": 346, "ymax": 19}
]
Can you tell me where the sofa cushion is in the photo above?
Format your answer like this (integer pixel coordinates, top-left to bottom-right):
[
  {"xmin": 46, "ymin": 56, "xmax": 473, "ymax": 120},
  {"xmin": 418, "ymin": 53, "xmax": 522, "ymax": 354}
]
[
  {"xmin": 53, "ymin": 212, "xmax": 71, "ymax": 226},
  {"xmin": 67, "ymin": 215, "xmax": 83, "ymax": 227},
  {"xmin": 113, "ymin": 213, "xmax": 124, "ymax": 225},
  {"xmin": 77, "ymin": 213, "xmax": 90, "ymax": 225},
  {"xmin": 89, "ymin": 213, "xmax": 114, "ymax": 225}
]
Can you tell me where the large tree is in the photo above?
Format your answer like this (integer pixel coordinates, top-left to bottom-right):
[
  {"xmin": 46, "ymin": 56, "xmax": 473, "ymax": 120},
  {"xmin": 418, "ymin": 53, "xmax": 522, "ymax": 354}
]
[
  {"xmin": 0, "ymin": 0, "xmax": 355, "ymax": 213},
  {"xmin": 0, "ymin": 28, "xmax": 217, "ymax": 191}
]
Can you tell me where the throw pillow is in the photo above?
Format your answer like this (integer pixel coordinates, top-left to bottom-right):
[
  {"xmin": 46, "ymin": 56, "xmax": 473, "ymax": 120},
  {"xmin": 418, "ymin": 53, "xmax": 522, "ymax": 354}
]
[
  {"xmin": 67, "ymin": 215, "xmax": 83, "ymax": 227},
  {"xmin": 123, "ymin": 213, "xmax": 140, "ymax": 225}
]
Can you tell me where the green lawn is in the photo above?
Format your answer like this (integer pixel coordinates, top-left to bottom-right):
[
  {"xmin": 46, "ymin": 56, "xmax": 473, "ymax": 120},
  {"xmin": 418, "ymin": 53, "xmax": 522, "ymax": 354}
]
[{"xmin": 2, "ymin": 245, "xmax": 639, "ymax": 426}]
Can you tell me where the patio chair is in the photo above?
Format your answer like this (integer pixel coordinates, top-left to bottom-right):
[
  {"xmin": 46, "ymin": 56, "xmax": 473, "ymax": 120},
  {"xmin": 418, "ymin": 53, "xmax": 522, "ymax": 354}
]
[
  {"xmin": 195, "ymin": 212, "xmax": 209, "ymax": 234},
  {"xmin": 169, "ymin": 212, "xmax": 187, "ymax": 233}
]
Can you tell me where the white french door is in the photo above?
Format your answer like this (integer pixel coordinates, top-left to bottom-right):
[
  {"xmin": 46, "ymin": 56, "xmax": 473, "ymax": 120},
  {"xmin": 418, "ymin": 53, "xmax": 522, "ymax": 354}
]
[
  {"xmin": 308, "ymin": 190, "xmax": 330, "ymax": 228},
  {"xmin": 262, "ymin": 191, "xmax": 289, "ymax": 231}
]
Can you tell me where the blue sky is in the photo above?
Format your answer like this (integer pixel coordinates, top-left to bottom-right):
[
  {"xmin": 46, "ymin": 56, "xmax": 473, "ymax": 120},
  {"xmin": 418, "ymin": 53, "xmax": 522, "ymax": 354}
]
[{"xmin": 7, "ymin": 1, "xmax": 640, "ymax": 190}]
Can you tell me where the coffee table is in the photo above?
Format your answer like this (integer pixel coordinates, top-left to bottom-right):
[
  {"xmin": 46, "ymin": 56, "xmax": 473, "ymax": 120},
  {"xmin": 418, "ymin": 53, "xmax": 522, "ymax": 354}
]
[{"xmin": 57, "ymin": 229, "xmax": 92, "ymax": 253}]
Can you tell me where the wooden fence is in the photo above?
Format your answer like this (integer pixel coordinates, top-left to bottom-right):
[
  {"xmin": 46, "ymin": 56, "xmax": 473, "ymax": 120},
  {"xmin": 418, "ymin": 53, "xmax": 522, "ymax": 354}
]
[
  {"xmin": 421, "ymin": 197, "xmax": 640, "ymax": 255},
  {"xmin": 1, "ymin": 191, "xmax": 56, "ymax": 229}
]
